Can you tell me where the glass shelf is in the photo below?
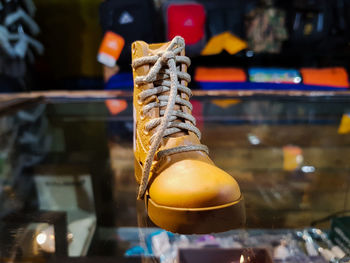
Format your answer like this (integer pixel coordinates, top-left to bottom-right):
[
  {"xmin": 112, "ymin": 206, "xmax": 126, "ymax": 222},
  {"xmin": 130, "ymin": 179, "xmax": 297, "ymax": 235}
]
[{"xmin": 0, "ymin": 92, "xmax": 349, "ymax": 262}]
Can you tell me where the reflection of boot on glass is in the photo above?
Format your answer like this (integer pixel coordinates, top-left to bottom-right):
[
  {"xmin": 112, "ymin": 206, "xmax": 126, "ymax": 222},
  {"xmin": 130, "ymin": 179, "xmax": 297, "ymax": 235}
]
[{"xmin": 131, "ymin": 36, "xmax": 245, "ymax": 234}]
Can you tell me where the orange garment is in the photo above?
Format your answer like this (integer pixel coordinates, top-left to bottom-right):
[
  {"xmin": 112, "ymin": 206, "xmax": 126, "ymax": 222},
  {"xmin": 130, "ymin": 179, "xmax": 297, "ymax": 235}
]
[
  {"xmin": 201, "ymin": 32, "xmax": 247, "ymax": 56},
  {"xmin": 300, "ymin": 67, "xmax": 349, "ymax": 88},
  {"xmin": 195, "ymin": 67, "xmax": 246, "ymax": 82},
  {"xmin": 98, "ymin": 32, "xmax": 125, "ymax": 67}
]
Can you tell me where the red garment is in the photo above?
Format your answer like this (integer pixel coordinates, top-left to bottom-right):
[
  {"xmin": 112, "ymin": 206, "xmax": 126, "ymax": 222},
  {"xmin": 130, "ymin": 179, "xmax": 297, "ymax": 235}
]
[{"xmin": 167, "ymin": 3, "xmax": 206, "ymax": 45}]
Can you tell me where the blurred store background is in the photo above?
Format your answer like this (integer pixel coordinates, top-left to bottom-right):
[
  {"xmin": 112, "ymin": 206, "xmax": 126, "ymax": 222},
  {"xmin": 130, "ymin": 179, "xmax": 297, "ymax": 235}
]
[
  {"xmin": 0, "ymin": 0, "xmax": 350, "ymax": 93},
  {"xmin": 1, "ymin": 1, "xmax": 350, "ymax": 261}
]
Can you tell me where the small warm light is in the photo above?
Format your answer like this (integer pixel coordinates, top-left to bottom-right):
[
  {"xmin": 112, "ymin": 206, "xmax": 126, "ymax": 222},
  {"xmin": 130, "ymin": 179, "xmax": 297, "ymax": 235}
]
[
  {"xmin": 36, "ymin": 233, "xmax": 47, "ymax": 245},
  {"xmin": 36, "ymin": 226, "xmax": 55, "ymax": 253},
  {"xmin": 240, "ymin": 255, "xmax": 245, "ymax": 263}
]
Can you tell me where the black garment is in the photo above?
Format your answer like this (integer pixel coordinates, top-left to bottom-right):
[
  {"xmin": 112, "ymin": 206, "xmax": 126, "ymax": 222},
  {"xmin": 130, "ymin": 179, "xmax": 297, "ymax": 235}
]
[
  {"xmin": 99, "ymin": 0, "xmax": 162, "ymax": 70},
  {"xmin": 198, "ymin": 0, "xmax": 255, "ymax": 39}
]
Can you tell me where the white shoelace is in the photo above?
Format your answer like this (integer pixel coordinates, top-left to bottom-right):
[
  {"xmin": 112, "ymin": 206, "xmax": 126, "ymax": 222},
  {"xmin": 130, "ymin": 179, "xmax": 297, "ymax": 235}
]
[{"xmin": 132, "ymin": 36, "xmax": 209, "ymax": 199}]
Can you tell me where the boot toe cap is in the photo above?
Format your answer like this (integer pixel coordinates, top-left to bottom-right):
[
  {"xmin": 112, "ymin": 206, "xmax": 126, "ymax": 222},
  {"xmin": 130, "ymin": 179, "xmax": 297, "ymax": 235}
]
[{"xmin": 148, "ymin": 159, "xmax": 241, "ymax": 208}]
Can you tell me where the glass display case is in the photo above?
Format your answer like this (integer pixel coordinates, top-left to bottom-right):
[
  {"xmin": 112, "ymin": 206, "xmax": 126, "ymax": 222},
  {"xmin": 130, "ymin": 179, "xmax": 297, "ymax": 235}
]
[{"xmin": 0, "ymin": 91, "xmax": 350, "ymax": 263}]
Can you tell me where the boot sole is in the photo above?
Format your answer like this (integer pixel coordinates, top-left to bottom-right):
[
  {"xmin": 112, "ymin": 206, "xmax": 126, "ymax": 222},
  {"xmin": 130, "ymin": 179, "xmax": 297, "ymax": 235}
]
[{"xmin": 146, "ymin": 194, "xmax": 246, "ymax": 234}]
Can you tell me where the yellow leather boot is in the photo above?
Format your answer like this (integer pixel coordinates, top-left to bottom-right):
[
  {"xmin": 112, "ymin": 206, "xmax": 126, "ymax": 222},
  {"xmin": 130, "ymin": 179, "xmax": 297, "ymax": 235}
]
[{"xmin": 131, "ymin": 36, "xmax": 245, "ymax": 234}]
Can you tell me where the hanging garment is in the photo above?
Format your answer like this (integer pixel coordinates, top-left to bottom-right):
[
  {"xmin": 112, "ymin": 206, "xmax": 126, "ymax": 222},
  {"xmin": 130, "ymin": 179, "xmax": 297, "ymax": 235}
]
[
  {"xmin": 246, "ymin": 7, "xmax": 288, "ymax": 53},
  {"xmin": 286, "ymin": 0, "xmax": 333, "ymax": 48},
  {"xmin": 162, "ymin": 0, "xmax": 206, "ymax": 55},
  {"xmin": 99, "ymin": 0, "xmax": 160, "ymax": 68}
]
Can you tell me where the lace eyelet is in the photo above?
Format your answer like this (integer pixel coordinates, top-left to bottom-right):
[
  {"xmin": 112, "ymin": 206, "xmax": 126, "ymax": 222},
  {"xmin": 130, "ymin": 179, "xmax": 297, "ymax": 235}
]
[
  {"xmin": 137, "ymin": 96, "xmax": 143, "ymax": 105},
  {"xmin": 143, "ymin": 129, "xmax": 149, "ymax": 135},
  {"xmin": 140, "ymin": 111, "xmax": 145, "ymax": 120}
]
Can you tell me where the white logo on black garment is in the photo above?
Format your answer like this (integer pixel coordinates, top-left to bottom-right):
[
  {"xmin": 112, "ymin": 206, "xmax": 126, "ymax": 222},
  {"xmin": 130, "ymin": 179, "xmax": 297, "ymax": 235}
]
[{"xmin": 119, "ymin": 11, "xmax": 134, "ymax": 24}]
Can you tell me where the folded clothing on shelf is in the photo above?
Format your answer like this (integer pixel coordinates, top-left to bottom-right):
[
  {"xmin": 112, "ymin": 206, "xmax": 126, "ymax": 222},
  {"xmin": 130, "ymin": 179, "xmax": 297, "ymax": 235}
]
[
  {"xmin": 300, "ymin": 67, "xmax": 349, "ymax": 88},
  {"xmin": 106, "ymin": 67, "xmax": 350, "ymax": 91},
  {"xmin": 195, "ymin": 66, "xmax": 350, "ymax": 91},
  {"xmin": 195, "ymin": 67, "xmax": 246, "ymax": 90},
  {"xmin": 195, "ymin": 67, "xmax": 246, "ymax": 82},
  {"xmin": 249, "ymin": 68, "xmax": 301, "ymax": 84}
]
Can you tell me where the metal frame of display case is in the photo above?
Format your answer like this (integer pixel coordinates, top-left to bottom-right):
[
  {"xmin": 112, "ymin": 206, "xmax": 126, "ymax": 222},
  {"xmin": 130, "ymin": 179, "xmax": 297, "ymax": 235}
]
[
  {"xmin": 1, "ymin": 90, "xmax": 350, "ymax": 102},
  {"xmin": 0, "ymin": 97, "xmax": 45, "ymax": 117}
]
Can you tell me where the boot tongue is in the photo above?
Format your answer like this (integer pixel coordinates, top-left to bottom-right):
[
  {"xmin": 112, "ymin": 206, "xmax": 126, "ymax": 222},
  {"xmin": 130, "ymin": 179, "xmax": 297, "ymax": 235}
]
[{"xmin": 148, "ymin": 44, "xmax": 189, "ymax": 139}]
